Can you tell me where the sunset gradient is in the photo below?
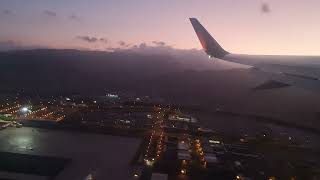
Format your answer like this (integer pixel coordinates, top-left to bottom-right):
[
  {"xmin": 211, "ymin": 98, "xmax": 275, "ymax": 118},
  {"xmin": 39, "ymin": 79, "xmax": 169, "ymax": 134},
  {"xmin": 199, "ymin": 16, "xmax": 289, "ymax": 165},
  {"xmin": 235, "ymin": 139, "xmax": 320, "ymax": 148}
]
[{"xmin": 1, "ymin": 0, "xmax": 320, "ymax": 55}]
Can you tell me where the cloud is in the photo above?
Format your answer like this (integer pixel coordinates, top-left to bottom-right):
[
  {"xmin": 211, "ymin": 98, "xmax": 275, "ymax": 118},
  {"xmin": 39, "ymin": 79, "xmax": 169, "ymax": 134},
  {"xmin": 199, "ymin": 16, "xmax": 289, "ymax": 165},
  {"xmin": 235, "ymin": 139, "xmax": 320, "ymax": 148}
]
[
  {"xmin": 0, "ymin": 40, "xmax": 19, "ymax": 51},
  {"xmin": 69, "ymin": 14, "xmax": 82, "ymax": 21},
  {"xmin": 43, "ymin": 10, "xmax": 57, "ymax": 17},
  {"xmin": 139, "ymin": 42, "xmax": 147, "ymax": 48},
  {"xmin": 76, "ymin": 36, "xmax": 109, "ymax": 44},
  {"xmin": 0, "ymin": 40, "xmax": 46, "ymax": 51},
  {"xmin": 117, "ymin": 41, "xmax": 131, "ymax": 48},
  {"xmin": 261, "ymin": 2, "xmax": 271, "ymax": 13},
  {"xmin": 118, "ymin": 41, "xmax": 130, "ymax": 47},
  {"xmin": 99, "ymin": 38, "xmax": 108, "ymax": 44},
  {"xmin": 152, "ymin": 41, "xmax": 166, "ymax": 46},
  {"xmin": 105, "ymin": 47, "xmax": 120, "ymax": 52},
  {"xmin": 118, "ymin": 41, "xmax": 126, "ymax": 46},
  {"xmin": 3, "ymin": 9, "xmax": 14, "ymax": 15},
  {"xmin": 111, "ymin": 41, "xmax": 171, "ymax": 53},
  {"xmin": 76, "ymin": 36, "xmax": 98, "ymax": 43}
]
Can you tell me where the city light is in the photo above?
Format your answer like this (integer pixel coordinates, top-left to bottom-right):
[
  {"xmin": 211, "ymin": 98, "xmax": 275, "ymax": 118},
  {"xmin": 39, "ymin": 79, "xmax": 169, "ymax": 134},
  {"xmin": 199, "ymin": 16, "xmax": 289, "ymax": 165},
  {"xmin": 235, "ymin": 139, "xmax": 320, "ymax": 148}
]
[
  {"xmin": 0, "ymin": 92, "xmax": 314, "ymax": 179},
  {"xmin": 21, "ymin": 107, "xmax": 29, "ymax": 113},
  {"xmin": 133, "ymin": 173, "xmax": 139, "ymax": 178},
  {"xmin": 144, "ymin": 159, "xmax": 154, "ymax": 166}
]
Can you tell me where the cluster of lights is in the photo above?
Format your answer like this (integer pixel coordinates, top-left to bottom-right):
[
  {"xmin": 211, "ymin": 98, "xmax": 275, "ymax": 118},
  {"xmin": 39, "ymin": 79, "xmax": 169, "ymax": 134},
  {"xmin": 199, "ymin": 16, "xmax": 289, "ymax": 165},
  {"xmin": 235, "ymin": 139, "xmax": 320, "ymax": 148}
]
[
  {"xmin": 0, "ymin": 100, "xmax": 71, "ymax": 122},
  {"xmin": 179, "ymin": 140, "xmax": 190, "ymax": 175},
  {"xmin": 180, "ymin": 159, "xmax": 188, "ymax": 175},
  {"xmin": 155, "ymin": 109, "xmax": 165, "ymax": 160},
  {"xmin": 0, "ymin": 104, "xmax": 21, "ymax": 113},
  {"xmin": 11, "ymin": 109, "xmax": 20, "ymax": 114},
  {"xmin": 56, "ymin": 115, "xmax": 65, "ymax": 122},
  {"xmin": 194, "ymin": 139, "xmax": 207, "ymax": 168},
  {"xmin": 144, "ymin": 129, "xmax": 156, "ymax": 165},
  {"xmin": 41, "ymin": 112, "xmax": 54, "ymax": 118},
  {"xmin": 144, "ymin": 108, "xmax": 165, "ymax": 166},
  {"xmin": 156, "ymin": 131, "xmax": 164, "ymax": 159},
  {"xmin": 34, "ymin": 107, "xmax": 47, "ymax": 113},
  {"xmin": 26, "ymin": 107, "xmax": 47, "ymax": 116}
]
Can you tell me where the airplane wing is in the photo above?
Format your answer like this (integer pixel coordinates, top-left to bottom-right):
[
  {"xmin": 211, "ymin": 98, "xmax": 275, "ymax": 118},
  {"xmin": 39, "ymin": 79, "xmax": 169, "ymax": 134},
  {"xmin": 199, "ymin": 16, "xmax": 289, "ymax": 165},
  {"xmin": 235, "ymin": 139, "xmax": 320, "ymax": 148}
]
[{"xmin": 190, "ymin": 18, "xmax": 320, "ymax": 92}]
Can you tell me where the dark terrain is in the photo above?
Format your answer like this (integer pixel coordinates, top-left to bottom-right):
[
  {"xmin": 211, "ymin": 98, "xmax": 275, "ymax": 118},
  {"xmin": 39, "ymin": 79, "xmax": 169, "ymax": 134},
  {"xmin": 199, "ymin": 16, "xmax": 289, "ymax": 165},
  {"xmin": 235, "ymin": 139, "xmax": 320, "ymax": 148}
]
[{"xmin": 1, "ymin": 49, "xmax": 319, "ymax": 129}]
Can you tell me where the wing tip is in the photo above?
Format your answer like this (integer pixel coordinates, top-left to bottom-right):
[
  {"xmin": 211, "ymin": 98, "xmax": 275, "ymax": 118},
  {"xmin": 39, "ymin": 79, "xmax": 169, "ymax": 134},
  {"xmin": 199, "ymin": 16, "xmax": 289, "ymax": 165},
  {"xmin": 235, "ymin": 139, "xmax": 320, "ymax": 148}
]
[
  {"xmin": 189, "ymin": 18, "xmax": 199, "ymax": 26},
  {"xmin": 189, "ymin": 17, "xmax": 229, "ymax": 58}
]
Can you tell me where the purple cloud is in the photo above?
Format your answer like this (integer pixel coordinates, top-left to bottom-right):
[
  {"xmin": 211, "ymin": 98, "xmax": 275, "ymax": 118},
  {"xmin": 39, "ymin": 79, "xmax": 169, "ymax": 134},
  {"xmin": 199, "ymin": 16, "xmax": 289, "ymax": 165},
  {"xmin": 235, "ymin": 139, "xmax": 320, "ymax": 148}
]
[
  {"xmin": 3, "ymin": 9, "xmax": 14, "ymax": 15},
  {"xmin": 69, "ymin": 14, "xmax": 82, "ymax": 21},
  {"xmin": 43, "ymin": 10, "xmax": 57, "ymax": 17},
  {"xmin": 261, "ymin": 3, "xmax": 271, "ymax": 13},
  {"xmin": 76, "ymin": 36, "xmax": 98, "ymax": 43},
  {"xmin": 152, "ymin": 41, "xmax": 166, "ymax": 46}
]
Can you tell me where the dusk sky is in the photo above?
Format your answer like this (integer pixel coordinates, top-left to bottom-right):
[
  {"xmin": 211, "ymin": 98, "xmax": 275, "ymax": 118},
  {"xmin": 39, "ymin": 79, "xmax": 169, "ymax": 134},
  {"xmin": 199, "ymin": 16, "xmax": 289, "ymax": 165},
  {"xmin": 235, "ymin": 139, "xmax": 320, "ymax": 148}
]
[{"xmin": 1, "ymin": 0, "xmax": 320, "ymax": 55}]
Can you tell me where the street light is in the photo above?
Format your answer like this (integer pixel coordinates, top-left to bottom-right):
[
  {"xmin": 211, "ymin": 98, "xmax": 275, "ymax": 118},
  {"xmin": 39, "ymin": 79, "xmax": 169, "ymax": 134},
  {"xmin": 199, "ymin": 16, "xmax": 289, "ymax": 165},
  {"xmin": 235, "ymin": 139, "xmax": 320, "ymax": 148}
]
[{"xmin": 180, "ymin": 169, "xmax": 186, "ymax": 175}]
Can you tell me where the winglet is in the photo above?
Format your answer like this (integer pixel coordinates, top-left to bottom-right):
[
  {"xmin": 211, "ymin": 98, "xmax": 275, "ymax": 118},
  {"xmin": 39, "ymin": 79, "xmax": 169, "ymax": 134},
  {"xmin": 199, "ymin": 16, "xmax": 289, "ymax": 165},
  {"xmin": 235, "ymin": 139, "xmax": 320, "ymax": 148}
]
[{"xmin": 190, "ymin": 18, "xmax": 229, "ymax": 58}]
